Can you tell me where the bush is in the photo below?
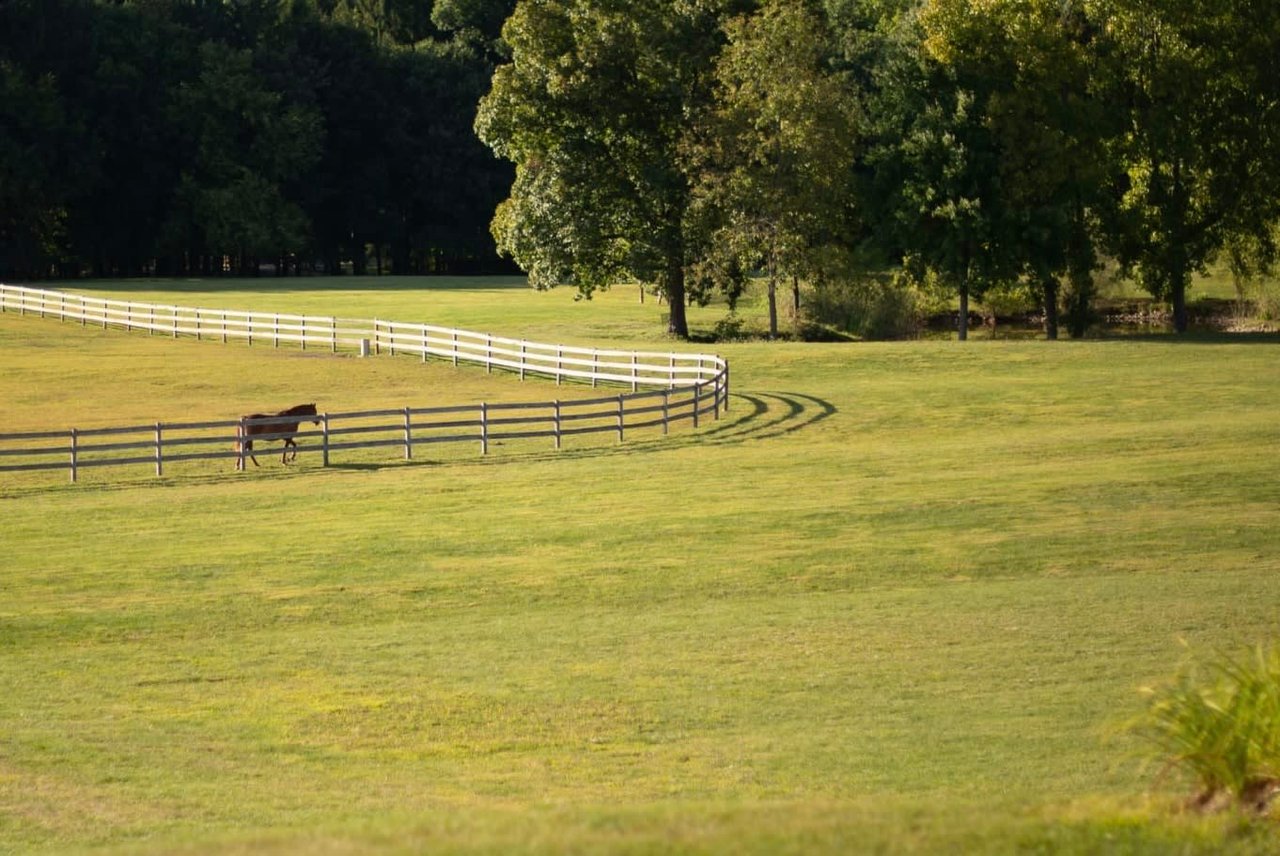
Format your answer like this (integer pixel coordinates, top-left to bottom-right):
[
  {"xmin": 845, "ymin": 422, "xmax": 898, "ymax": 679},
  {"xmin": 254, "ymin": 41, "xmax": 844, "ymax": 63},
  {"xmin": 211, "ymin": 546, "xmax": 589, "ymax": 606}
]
[
  {"xmin": 800, "ymin": 274, "xmax": 928, "ymax": 340},
  {"xmin": 1133, "ymin": 643, "xmax": 1280, "ymax": 813}
]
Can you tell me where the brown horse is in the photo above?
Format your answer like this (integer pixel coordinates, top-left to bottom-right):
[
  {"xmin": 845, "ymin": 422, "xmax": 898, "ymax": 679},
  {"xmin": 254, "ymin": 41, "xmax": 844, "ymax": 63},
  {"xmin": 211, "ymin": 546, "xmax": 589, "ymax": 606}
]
[{"xmin": 235, "ymin": 403, "xmax": 320, "ymax": 470}]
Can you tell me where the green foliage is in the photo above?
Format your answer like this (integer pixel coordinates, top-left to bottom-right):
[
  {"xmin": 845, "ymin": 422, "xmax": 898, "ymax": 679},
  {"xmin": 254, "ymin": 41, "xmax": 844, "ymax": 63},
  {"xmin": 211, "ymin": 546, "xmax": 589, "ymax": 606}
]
[
  {"xmin": 801, "ymin": 273, "xmax": 923, "ymax": 340},
  {"xmin": 477, "ymin": 0, "xmax": 740, "ymax": 338},
  {"xmin": 692, "ymin": 0, "xmax": 858, "ymax": 337},
  {"xmin": 0, "ymin": 0, "xmax": 510, "ymax": 278},
  {"xmin": 1093, "ymin": 0, "xmax": 1280, "ymax": 332},
  {"xmin": 1134, "ymin": 644, "xmax": 1280, "ymax": 812}
]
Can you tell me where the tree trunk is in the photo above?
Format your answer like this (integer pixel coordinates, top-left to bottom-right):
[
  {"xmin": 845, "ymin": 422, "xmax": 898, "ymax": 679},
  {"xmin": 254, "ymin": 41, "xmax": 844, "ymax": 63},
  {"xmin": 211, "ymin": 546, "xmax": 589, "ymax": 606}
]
[
  {"xmin": 1042, "ymin": 275, "xmax": 1059, "ymax": 340},
  {"xmin": 766, "ymin": 254, "xmax": 779, "ymax": 339},
  {"xmin": 792, "ymin": 275, "xmax": 801, "ymax": 317},
  {"xmin": 665, "ymin": 256, "xmax": 689, "ymax": 339}
]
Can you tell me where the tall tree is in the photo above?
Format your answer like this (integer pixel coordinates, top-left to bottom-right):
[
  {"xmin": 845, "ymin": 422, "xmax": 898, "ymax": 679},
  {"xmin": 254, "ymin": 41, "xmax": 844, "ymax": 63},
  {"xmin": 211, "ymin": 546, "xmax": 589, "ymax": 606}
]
[
  {"xmin": 476, "ymin": 0, "xmax": 744, "ymax": 338},
  {"xmin": 1094, "ymin": 0, "xmax": 1280, "ymax": 332},
  {"xmin": 925, "ymin": 0, "xmax": 1114, "ymax": 339},
  {"xmin": 694, "ymin": 0, "xmax": 858, "ymax": 338},
  {"xmin": 864, "ymin": 6, "xmax": 1012, "ymax": 340}
]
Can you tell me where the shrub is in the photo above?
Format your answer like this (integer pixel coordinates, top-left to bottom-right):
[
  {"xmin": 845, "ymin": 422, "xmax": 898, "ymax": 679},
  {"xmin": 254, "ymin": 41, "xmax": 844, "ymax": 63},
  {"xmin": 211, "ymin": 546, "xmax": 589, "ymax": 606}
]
[
  {"xmin": 1133, "ymin": 643, "xmax": 1280, "ymax": 813},
  {"xmin": 801, "ymin": 274, "xmax": 928, "ymax": 340}
]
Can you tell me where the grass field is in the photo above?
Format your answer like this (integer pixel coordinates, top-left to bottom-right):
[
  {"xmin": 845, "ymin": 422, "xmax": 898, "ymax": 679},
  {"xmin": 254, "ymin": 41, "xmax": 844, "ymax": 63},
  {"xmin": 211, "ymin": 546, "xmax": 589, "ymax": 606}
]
[{"xmin": 2, "ymin": 277, "xmax": 1279, "ymax": 854}]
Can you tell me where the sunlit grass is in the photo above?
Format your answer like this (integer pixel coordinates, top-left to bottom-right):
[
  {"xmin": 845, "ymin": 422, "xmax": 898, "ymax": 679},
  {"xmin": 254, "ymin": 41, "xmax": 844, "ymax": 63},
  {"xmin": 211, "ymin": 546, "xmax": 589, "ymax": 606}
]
[{"xmin": 2, "ymin": 279, "xmax": 1279, "ymax": 853}]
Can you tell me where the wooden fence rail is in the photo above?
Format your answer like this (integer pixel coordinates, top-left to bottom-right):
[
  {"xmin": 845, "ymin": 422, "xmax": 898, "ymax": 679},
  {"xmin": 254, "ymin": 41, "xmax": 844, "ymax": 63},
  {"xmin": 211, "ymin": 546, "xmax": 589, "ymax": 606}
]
[
  {"xmin": 0, "ymin": 284, "xmax": 730, "ymax": 484},
  {"xmin": 0, "ymin": 386, "xmax": 722, "ymax": 483}
]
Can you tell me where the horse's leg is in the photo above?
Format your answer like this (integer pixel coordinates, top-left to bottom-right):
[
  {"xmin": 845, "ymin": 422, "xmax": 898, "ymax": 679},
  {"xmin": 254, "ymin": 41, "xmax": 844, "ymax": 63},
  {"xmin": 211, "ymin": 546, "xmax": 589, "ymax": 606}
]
[{"xmin": 281, "ymin": 438, "xmax": 294, "ymax": 465}]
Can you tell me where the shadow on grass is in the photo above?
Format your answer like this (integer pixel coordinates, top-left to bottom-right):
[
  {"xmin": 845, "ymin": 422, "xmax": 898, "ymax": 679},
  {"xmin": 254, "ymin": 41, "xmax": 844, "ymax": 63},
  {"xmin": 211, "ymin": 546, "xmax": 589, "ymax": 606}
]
[
  {"xmin": 324, "ymin": 390, "xmax": 837, "ymax": 471},
  {"xmin": 0, "ymin": 391, "xmax": 835, "ymax": 497}
]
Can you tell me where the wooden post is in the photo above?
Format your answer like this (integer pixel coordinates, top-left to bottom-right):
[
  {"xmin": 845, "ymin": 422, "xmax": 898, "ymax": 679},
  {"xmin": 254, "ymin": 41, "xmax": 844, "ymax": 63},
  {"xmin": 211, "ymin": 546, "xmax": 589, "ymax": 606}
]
[
  {"xmin": 154, "ymin": 423, "xmax": 164, "ymax": 477},
  {"xmin": 149, "ymin": 306, "xmax": 154, "ymax": 334},
  {"xmin": 330, "ymin": 318, "xmax": 337, "ymax": 354},
  {"xmin": 592, "ymin": 351, "xmax": 598, "ymax": 388},
  {"xmin": 273, "ymin": 314, "xmax": 279, "ymax": 348},
  {"xmin": 692, "ymin": 385, "xmax": 700, "ymax": 429},
  {"xmin": 195, "ymin": 309, "xmax": 202, "ymax": 341},
  {"xmin": 616, "ymin": 394, "xmax": 624, "ymax": 443},
  {"xmin": 452, "ymin": 331, "xmax": 458, "ymax": 366},
  {"xmin": 403, "ymin": 407, "xmax": 412, "ymax": 461},
  {"xmin": 486, "ymin": 335, "xmax": 493, "ymax": 374},
  {"xmin": 520, "ymin": 342, "xmax": 526, "ymax": 381},
  {"xmin": 631, "ymin": 353, "xmax": 638, "ymax": 393},
  {"xmin": 554, "ymin": 401, "xmax": 561, "ymax": 450},
  {"xmin": 69, "ymin": 428, "xmax": 78, "ymax": 484},
  {"xmin": 321, "ymin": 413, "xmax": 330, "ymax": 467},
  {"xmin": 556, "ymin": 347, "xmax": 563, "ymax": 386},
  {"xmin": 662, "ymin": 390, "xmax": 669, "ymax": 436},
  {"xmin": 480, "ymin": 402, "xmax": 489, "ymax": 455},
  {"xmin": 221, "ymin": 311, "xmax": 227, "ymax": 344}
]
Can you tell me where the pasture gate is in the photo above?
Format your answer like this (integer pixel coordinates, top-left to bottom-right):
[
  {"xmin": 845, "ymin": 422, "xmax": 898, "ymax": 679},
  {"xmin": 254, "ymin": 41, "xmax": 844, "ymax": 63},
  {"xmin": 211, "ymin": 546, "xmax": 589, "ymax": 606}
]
[{"xmin": 0, "ymin": 285, "xmax": 729, "ymax": 483}]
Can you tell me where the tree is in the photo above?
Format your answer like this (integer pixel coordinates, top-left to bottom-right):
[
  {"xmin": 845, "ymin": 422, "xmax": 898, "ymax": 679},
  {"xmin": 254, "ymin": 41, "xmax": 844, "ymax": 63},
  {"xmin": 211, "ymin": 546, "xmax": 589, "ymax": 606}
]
[
  {"xmin": 864, "ymin": 6, "xmax": 1012, "ymax": 340},
  {"xmin": 925, "ymin": 0, "xmax": 1114, "ymax": 339},
  {"xmin": 1094, "ymin": 0, "xmax": 1280, "ymax": 332},
  {"xmin": 694, "ymin": 0, "xmax": 858, "ymax": 338},
  {"xmin": 476, "ymin": 0, "xmax": 744, "ymax": 339}
]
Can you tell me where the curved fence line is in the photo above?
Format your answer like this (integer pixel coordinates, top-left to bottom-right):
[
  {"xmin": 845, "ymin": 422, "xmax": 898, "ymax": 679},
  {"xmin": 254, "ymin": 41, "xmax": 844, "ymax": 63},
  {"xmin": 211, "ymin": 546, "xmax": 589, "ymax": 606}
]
[{"xmin": 0, "ymin": 284, "xmax": 730, "ymax": 483}]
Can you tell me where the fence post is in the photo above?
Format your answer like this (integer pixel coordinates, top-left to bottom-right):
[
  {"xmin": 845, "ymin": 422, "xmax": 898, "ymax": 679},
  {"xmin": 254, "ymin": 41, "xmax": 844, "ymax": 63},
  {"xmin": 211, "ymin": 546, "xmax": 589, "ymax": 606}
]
[
  {"xmin": 662, "ymin": 390, "xmax": 670, "ymax": 436},
  {"xmin": 374, "ymin": 320, "xmax": 381, "ymax": 356},
  {"xmin": 171, "ymin": 308, "xmax": 177, "ymax": 338},
  {"xmin": 273, "ymin": 314, "xmax": 279, "ymax": 349},
  {"xmin": 452, "ymin": 331, "xmax": 458, "ymax": 366},
  {"xmin": 154, "ymin": 423, "xmax": 163, "ymax": 477},
  {"xmin": 617, "ymin": 394, "xmax": 625, "ymax": 443},
  {"xmin": 631, "ymin": 354, "xmax": 638, "ymax": 393},
  {"xmin": 693, "ymin": 385, "xmax": 700, "ymax": 429},
  {"xmin": 237, "ymin": 417, "xmax": 246, "ymax": 471},
  {"xmin": 403, "ymin": 407, "xmax": 413, "ymax": 461},
  {"xmin": 556, "ymin": 347, "xmax": 563, "ymax": 386},
  {"xmin": 69, "ymin": 428, "xmax": 78, "ymax": 484},
  {"xmin": 519, "ymin": 342, "xmax": 526, "ymax": 381},
  {"xmin": 330, "ymin": 318, "xmax": 337, "ymax": 353},
  {"xmin": 713, "ymin": 371, "xmax": 721, "ymax": 421},
  {"xmin": 486, "ymin": 335, "xmax": 493, "ymax": 374},
  {"xmin": 222, "ymin": 311, "xmax": 228, "ymax": 344},
  {"xmin": 592, "ymin": 351, "xmax": 599, "ymax": 388},
  {"xmin": 480, "ymin": 402, "xmax": 489, "ymax": 455},
  {"xmin": 321, "ymin": 413, "xmax": 330, "ymax": 467},
  {"xmin": 554, "ymin": 400, "xmax": 561, "ymax": 450}
]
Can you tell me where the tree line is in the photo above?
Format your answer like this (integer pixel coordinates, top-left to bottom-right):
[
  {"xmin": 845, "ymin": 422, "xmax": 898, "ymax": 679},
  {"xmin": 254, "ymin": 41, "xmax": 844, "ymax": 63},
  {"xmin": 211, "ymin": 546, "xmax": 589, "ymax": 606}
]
[
  {"xmin": 0, "ymin": 0, "xmax": 516, "ymax": 279},
  {"xmin": 478, "ymin": 0, "xmax": 1280, "ymax": 338},
  {"xmin": 4, "ymin": 1, "xmax": 1279, "ymax": 339}
]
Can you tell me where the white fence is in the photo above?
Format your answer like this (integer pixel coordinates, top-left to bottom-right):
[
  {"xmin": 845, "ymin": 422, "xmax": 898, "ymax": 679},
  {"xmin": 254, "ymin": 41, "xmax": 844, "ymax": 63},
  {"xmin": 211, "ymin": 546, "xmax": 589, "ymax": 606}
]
[
  {"xmin": 0, "ymin": 284, "xmax": 723, "ymax": 390},
  {"xmin": 0, "ymin": 285, "xmax": 730, "ymax": 483}
]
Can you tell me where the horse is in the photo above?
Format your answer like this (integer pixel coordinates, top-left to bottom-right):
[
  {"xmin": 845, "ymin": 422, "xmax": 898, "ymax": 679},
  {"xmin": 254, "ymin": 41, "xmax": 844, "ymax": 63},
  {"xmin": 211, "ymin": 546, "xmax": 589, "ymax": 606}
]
[{"xmin": 235, "ymin": 403, "xmax": 320, "ymax": 470}]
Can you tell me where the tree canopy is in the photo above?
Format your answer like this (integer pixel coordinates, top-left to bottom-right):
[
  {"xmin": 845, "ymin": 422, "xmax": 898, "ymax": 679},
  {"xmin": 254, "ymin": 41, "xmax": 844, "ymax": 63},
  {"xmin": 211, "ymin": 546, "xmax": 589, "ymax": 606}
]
[{"xmin": 4, "ymin": 0, "xmax": 1278, "ymax": 338}]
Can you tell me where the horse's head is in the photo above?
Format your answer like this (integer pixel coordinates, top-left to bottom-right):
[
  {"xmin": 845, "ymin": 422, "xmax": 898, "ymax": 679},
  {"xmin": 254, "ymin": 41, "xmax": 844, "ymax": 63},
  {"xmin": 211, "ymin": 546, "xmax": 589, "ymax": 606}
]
[{"xmin": 303, "ymin": 402, "xmax": 320, "ymax": 425}]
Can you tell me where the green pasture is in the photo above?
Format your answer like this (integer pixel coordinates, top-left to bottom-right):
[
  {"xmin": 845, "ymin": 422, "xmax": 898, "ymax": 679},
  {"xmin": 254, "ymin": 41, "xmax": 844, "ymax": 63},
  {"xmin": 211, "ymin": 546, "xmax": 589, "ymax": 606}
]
[{"xmin": 2, "ymin": 278, "xmax": 1279, "ymax": 854}]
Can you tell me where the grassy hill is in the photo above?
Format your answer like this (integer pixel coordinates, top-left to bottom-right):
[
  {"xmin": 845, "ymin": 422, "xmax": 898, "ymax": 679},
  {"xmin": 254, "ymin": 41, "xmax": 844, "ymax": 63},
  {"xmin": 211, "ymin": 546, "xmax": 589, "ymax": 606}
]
[{"xmin": 2, "ymin": 278, "xmax": 1279, "ymax": 853}]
